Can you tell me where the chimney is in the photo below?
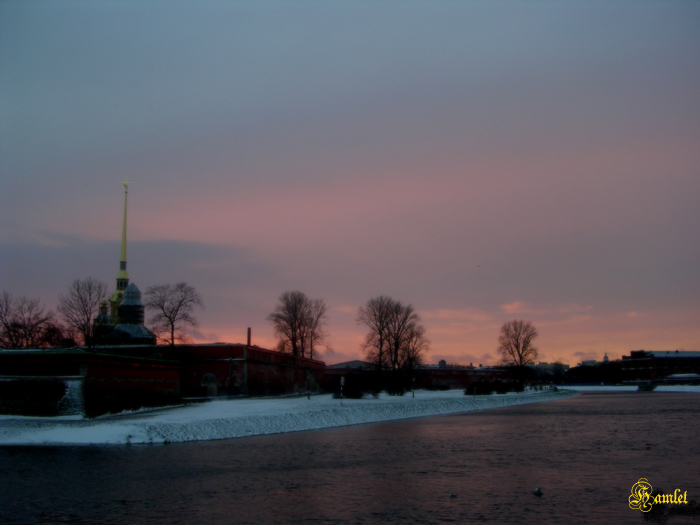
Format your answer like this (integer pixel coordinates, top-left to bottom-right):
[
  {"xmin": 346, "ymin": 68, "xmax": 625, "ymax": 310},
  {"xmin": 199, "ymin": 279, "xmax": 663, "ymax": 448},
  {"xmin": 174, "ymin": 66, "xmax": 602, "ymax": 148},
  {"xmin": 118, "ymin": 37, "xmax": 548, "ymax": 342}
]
[{"xmin": 247, "ymin": 327, "xmax": 251, "ymax": 346}]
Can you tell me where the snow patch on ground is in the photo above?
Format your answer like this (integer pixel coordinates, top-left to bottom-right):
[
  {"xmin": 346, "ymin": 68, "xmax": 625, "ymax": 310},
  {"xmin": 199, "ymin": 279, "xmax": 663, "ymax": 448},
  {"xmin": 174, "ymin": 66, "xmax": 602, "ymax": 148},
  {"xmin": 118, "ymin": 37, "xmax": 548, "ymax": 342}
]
[
  {"xmin": 559, "ymin": 385, "xmax": 700, "ymax": 393},
  {"xmin": 0, "ymin": 390, "xmax": 575, "ymax": 446},
  {"xmin": 559, "ymin": 385, "xmax": 638, "ymax": 392}
]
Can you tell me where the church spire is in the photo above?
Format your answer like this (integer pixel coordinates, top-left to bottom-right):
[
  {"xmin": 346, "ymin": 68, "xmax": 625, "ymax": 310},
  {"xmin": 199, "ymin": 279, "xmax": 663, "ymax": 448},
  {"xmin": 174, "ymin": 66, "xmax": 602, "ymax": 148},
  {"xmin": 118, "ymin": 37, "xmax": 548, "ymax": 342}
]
[
  {"xmin": 110, "ymin": 182, "xmax": 130, "ymax": 322},
  {"xmin": 117, "ymin": 181, "xmax": 129, "ymax": 285}
]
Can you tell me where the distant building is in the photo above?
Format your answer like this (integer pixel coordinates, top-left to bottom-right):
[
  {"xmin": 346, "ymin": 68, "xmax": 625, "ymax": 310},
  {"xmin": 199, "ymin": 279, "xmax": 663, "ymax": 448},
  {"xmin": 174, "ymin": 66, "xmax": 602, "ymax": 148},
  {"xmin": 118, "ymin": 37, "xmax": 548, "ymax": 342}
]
[
  {"xmin": 528, "ymin": 362, "xmax": 570, "ymax": 375},
  {"xmin": 415, "ymin": 363, "xmax": 510, "ymax": 390},
  {"xmin": 576, "ymin": 353, "xmax": 610, "ymax": 367},
  {"xmin": 326, "ymin": 360, "xmax": 374, "ymax": 370},
  {"xmin": 621, "ymin": 350, "xmax": 700, "ymax": 382},
  {"xmin": 321, "ymin": 359, "xmax": 511, "ymax": 394},
  {"xmin": 662, "ymin": 373, "xmax": 700, "ymax": 385}
]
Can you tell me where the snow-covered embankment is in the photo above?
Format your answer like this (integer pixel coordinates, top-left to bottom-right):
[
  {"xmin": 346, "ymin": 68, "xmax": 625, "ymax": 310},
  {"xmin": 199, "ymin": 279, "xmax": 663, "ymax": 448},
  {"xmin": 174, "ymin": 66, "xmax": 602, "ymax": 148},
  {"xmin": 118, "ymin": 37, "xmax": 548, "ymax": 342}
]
[{"xmin": 0, "ymin": 389, "xmax": 575, "ymax": 446}]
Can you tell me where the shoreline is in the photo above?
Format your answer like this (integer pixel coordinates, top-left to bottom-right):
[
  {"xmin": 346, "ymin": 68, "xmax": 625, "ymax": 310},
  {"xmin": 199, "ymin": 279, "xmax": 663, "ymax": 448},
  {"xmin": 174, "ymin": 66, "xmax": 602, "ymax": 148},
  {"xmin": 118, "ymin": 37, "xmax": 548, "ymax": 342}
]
[{"xmin": 0, "ymin": 389, "xmax": 575, "ymax": 446}]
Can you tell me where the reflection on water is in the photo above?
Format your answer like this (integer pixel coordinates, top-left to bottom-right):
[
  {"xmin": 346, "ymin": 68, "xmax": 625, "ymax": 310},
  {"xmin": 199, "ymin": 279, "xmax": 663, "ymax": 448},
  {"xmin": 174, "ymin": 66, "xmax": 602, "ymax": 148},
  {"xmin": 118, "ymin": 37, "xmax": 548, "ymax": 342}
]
[{"xmin": 1, "ymin": 392, "xmax": 699, "ymax": 524}]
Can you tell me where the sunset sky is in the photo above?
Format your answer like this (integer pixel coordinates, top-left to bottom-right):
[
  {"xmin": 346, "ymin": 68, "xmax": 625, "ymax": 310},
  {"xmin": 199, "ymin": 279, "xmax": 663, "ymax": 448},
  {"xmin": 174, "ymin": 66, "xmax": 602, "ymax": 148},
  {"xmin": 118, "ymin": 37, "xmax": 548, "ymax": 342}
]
[{"xmin": 2, "ymin": 1, "xmax": 699, "ymax": 366}]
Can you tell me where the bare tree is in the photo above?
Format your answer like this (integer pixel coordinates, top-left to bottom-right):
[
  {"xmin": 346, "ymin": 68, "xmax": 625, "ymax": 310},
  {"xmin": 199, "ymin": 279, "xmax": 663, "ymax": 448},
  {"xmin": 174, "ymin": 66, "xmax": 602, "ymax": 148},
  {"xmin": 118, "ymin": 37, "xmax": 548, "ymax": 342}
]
[
  {"xmin": 57, "ymin": 277, "xmax": 109, "ymax": 346},
  {"xmin": 0, "ymin": 292, "xmax": 16, "ymax": 348},
  {"xmin": 268, "ymin": 291, "xmax": 329, "ymax": 359},
  {"xmin": 498, "ymin": 319, "xmax": 539, "ymax": 366},
  {"xmin": 399, "ymin": 323, "xmax": 429, "ymax": 371},
  {"xmin": 300, "ymin": 298, "xmax": 330, "ymax": 360},
  {"xmin": 0, "ymin": 291, "xmax": 59, "ymax": 348},
  {"xmin": 385, "ymin": 300, "xmax": 421, "ymax": 371},
  {"xmin": 42, "ymin": 321, "xmax": 73, "ymax": 348},
  {"xmin": 358, "ymin": 296, "xmax": 428, "ymax": 373},
  {"xmin": 144, "ymin": 283, "xmax": 204, "ymax": 346},
  {"xmin": 268, "ymin": 291, "xmax": 306, "ymax": 357},
  {"xmin": 357, "ymin": 295, "xmax": 393, "ymax": 370}
]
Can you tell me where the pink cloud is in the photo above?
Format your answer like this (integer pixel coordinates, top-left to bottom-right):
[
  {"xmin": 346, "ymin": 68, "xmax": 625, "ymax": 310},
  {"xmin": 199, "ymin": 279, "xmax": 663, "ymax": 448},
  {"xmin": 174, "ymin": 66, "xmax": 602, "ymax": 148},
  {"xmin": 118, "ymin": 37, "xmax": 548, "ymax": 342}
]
[{"xmin": 501, "ymin": 301, "xmax": 527, "ymax": 314}]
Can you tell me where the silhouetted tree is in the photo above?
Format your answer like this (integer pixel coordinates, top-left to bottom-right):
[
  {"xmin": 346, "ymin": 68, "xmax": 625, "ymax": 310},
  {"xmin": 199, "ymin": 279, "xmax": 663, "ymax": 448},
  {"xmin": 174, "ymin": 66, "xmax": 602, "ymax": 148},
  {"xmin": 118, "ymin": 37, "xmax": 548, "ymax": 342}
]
[
  {"xmin": 57, "ymin": 277, "xmax": 109, "ymax": 346},
  {"xmin": 498, "ymin": 319, "xmax": 538, "ymax": 366},
  {"xmin": 268, "ymin": 291, "xmax": 329, "ymax": 359},
  {"xmin": 358, "ymin": 296, "xmax": 428, "ymax": 374},
  {"xmin": 385, "ymin": 300, "xmax": 421, "ymax": 371},
  {"xmin": 299, "ymin": 297, "xmax": 330, "ymax": 360},
  {"xmin": 400, "ymin": 323, "xmax": 429, "ymax": 371},
  {"xmin": 144, "ymin": 282, "xmax": 204, "ymax": 345},
  {"xmin": 357, "ymin": 296, "xmax": 393, "ymax": 370},
  {"xmin": 42, "ymin": 321, "xmax": 75, "ymax": 348},
  {"xmin": 0, "ymin": 291, "xmax": 59, "ymax": 348}
]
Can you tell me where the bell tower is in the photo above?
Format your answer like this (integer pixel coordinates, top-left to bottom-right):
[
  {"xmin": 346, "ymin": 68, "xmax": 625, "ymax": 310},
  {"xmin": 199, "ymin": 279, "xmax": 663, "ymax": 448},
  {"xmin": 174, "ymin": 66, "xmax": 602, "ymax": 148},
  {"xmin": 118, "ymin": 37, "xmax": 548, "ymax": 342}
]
[{"xmin": 110, "ymin": 181, "xmax": 130, "ymax": 322}]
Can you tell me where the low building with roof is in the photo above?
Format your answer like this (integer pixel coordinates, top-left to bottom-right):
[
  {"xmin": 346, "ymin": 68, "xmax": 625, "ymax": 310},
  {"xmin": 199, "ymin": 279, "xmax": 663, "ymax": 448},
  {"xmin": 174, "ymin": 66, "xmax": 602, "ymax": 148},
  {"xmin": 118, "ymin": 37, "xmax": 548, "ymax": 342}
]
[{"xmin": 621, "ymin": 350, "xmax": 700, "ymax": 382}]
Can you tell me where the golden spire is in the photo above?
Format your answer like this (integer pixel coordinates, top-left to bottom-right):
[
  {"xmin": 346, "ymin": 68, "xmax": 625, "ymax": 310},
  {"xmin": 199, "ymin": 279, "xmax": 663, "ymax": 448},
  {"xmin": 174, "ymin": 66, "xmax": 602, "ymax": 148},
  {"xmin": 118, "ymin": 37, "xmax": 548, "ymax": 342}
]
[
  {"xmin": 111, "ymin": 181, "xmax": 131, "ymax": 323},
  {"xmin": 117, "ymin": 181, "xmax": 129, "ymax": 283}
]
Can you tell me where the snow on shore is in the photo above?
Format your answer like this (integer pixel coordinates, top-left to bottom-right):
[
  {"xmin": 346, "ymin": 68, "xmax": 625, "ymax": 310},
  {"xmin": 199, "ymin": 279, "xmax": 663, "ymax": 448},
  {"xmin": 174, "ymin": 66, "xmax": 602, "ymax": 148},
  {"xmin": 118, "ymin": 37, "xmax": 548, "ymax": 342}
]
[
  {"xmin": 0, "ymin": 389, "xmax": 574, "ymax": 446},
  {"xmin": 559, "ymin": 385, "xmax": 700, "ymax": 393}
]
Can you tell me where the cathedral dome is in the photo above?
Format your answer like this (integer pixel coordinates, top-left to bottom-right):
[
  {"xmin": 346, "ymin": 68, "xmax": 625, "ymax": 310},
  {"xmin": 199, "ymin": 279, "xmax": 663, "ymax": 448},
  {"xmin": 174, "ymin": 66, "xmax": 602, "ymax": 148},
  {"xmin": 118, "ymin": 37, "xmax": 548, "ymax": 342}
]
[
  {"xmin": 115, "ymin": 283, "xmax": 156, "ymax": 344},
  {"xmin": 120, "ymin": 283, "xmax": 142, "ymax": 306},
  {"xmin": 118, "ymin": 283, "xmax": 146, "ymax": 325}
]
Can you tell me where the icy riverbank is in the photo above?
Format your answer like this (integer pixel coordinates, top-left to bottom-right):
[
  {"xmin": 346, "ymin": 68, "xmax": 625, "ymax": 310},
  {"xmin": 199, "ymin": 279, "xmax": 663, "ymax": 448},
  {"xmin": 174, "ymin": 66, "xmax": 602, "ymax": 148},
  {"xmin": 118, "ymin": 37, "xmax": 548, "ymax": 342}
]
[
  {"xmin": 0, "ymin": 389, "xmax": 575, "ymax": 446},
  {"xmin": 559, "ymin": 384, "xmax": 700, "ymax": 393}
]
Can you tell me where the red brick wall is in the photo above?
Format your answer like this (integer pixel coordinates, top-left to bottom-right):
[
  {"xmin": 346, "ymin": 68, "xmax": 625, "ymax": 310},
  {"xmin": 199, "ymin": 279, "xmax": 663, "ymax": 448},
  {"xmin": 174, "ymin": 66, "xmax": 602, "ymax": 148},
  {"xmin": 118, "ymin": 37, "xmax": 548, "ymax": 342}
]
[
  {"xmin": 0, "ymin": 350, "xmax": 181, "ymax": 417},
  {"xmin": 161, "ymin": 344, "xmax": 325, "ymax": 398}
]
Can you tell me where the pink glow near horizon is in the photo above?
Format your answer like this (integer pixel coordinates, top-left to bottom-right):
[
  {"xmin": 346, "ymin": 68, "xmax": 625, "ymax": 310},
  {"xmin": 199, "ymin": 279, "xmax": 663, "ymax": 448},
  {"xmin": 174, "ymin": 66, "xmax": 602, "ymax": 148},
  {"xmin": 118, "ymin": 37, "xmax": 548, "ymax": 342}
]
[
  {"xmin": 1, "ymin": 2, "xmax": 698, "ymax": 366},
  {"xmin": 200, "ymin": 304, "xmax": 700, "ymax": 367}
]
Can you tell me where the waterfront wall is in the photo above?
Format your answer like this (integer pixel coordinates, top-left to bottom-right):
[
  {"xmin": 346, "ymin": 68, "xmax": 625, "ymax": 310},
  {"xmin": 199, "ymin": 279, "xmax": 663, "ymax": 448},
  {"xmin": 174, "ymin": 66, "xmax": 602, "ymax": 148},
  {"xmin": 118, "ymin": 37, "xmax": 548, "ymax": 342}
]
[
  {"xmin": 0, "ymin": 344, "xmax": 326, "ymax": 417},
  {"xmin": 0, "ymin": 350, "xmax": 180, "ymax": 417}
]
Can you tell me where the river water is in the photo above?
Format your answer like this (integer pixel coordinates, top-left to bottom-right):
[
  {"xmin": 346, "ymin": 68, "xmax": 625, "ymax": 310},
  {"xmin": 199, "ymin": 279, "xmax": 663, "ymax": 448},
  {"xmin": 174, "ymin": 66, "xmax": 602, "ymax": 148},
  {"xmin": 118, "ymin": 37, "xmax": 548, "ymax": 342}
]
[{"xmin": 1, "ymin": 392, "xmax": 699, "ymax": 524}]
